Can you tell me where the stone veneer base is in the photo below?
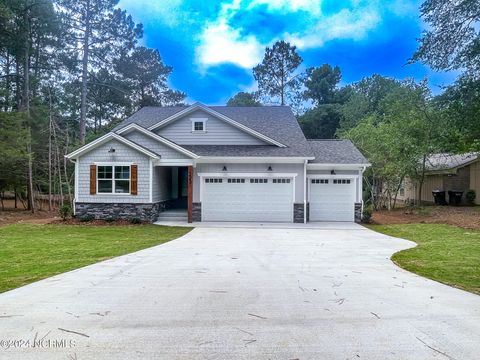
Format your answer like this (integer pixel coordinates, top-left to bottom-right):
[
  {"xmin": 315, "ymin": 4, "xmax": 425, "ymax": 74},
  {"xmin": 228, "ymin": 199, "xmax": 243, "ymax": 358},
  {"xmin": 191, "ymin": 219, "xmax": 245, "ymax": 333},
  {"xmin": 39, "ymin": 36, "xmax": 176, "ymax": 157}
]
[
  {"xmin": 354, "ymin": 202, "xmax": 362, "ymax": 223},
  {"xmin": 75, "ymin": 201, "xmax": 167, "ymax": 223},
  {"xmin": 293, "ymin": 203, "xmax": 305, "ymax": 223},
  {"xmin": 192, "ymin": 202, "xmax": 201, "ymax": 222}
]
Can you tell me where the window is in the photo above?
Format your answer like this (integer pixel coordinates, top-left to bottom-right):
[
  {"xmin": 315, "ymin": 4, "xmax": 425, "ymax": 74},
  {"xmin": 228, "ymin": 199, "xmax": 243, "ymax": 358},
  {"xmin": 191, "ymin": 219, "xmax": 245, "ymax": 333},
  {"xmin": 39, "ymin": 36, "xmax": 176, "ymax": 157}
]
[
  {"xmin": 227, "ymin": 178, "xmax": 245, "ymax": 183},
  {"xmin": 205, "ymin": 178, "xmax": 223, "ymax": 183},
  {"xmin": 333, "ymin": 179, "xmax": 351, "ymax": 184},
  {"xmin": 191, "ymin": 118, "xmax": 207, "ymax": 132},
  {"xmin": 273, "ymin": 178, "xmax": 291, "ymax": 184},
  {"xmin": 311, "ymin": 179, "xmax": 328, "ymax": 184},
  {"xmin": 250, "ymin": 178, "xmax": 268, "ymax": 184},
  {"xmin": 97, "ymin": 165, "xmax": 130, "ymax": 194}
]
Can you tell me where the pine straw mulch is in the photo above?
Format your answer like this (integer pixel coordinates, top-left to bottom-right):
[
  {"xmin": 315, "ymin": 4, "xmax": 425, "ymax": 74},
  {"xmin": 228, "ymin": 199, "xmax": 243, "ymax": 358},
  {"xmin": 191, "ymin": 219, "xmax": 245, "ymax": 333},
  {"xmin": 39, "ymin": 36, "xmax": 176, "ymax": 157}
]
[{"xmin": 372, "ymin": 206, "xmax": 480, "ymax": 230}]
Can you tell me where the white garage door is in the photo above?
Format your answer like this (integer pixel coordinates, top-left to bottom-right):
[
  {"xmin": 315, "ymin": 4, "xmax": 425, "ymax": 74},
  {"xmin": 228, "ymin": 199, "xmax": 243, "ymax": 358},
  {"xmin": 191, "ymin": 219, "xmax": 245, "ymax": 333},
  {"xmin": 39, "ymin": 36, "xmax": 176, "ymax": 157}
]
[
  {"xmin": 309, "ymin": 178, "xmax": 356, "ymax": 222},
  {"xmin": 202, "ymin": 177, "xmax": 294, "ymax": 222}
]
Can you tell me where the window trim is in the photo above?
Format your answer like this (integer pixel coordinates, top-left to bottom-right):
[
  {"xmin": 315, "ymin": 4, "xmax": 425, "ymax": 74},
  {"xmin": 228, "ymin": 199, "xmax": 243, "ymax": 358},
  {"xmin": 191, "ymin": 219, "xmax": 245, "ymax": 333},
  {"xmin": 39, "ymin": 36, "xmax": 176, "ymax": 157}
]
[
  {"xmin": 191, "ymin": 118, "xmax": 207, "ymax": 132},
  {"xmin": 96, "ymin": 164, "xmax": 132, "ymax": 195}
]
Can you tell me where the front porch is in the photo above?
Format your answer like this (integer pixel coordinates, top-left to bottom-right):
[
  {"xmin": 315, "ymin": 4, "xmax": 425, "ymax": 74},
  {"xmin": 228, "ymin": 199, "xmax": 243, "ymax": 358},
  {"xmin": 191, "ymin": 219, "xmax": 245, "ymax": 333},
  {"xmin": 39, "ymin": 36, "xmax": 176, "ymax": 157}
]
[{"xmin": 153, "ymin": 164, "xmax": 194, "ymax": 222}]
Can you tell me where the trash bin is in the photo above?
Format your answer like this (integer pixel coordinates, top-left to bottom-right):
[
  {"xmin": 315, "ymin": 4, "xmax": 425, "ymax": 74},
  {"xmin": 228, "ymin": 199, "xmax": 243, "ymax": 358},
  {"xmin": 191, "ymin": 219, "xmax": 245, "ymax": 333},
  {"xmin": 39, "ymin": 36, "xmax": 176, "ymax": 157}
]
[
  {"xmin": 448, "ymin": 190, "xmax": 463, "ymax": 206},
  {"xmin": 432, "ymin": 190, "xmax": 447, "ymax": 205}
]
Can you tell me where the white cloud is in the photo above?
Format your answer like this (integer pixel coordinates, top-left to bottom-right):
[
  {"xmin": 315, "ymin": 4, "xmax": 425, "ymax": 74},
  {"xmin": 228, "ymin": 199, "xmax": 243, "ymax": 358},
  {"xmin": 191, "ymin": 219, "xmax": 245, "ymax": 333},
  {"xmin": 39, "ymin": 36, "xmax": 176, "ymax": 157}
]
[
  {"xmin": 195, "ymin": 0, "xmax": 392, "ymax": 69},
  {"xmin": 196, "ymin": 18, "xmax": 263, "ymax": 68},
  {"xmin": 118, "ymin": 0, "xmax": 185, "ymax": 27},
  {"xmin": 285, "ymin": 8, "xmax": 381, "ymax": 49}
]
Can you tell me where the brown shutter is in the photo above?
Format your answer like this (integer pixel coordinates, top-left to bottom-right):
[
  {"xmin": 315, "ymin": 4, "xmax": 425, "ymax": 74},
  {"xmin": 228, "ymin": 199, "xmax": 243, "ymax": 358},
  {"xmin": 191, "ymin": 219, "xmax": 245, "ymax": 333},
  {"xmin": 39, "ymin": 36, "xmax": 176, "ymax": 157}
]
[
  {"xmin": 131, "ymin": 165, "xmax": 138, "ymax": 195},
  {"xmin": 89, "ymin": 165, "xmax": 97, "ymax": 195}
]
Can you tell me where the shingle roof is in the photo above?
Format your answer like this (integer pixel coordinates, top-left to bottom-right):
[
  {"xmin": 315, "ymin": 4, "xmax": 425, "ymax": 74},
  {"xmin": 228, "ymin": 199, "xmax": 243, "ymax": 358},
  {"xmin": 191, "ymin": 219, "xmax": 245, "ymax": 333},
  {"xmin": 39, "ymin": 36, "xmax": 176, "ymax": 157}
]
[
  {"xmin": 116, "ymin": 106, "xmax": 314, "ymax": 157},
  {"xmin": 307, "ymin": 139, "xmax": 369, "ymax": 165},
  {"xmin": 425, "ymin": 153, "xmax": 479, "ymax": 171}
]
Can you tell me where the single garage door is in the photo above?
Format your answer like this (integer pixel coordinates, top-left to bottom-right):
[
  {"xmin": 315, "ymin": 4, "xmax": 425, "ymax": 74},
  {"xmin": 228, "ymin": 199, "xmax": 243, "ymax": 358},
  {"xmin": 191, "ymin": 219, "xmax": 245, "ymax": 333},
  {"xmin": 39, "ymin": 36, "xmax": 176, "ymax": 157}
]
[
  {"xmin": 202, "ymin": 177, "xmax": 294, "ymax": 222},
  {"xmin": 309, "ymin": 178, "xmax": 355, "ymax": 222}
]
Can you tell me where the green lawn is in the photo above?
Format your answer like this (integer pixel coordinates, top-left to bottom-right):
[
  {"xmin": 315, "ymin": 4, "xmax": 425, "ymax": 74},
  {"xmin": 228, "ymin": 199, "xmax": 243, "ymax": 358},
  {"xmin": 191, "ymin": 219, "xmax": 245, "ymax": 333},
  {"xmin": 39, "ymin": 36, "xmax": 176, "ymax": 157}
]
[
  {"xmin": 0, "ymin": 224, "xmax": 192, "ymax": 293},
  {"xmin": 367, "ymin": 224, "xmax": 480, "ymax": 295}
]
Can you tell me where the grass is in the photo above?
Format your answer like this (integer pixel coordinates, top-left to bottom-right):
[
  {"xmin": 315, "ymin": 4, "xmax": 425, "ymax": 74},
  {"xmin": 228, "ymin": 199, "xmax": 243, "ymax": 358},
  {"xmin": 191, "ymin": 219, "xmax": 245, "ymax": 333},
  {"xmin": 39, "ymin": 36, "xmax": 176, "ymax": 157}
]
[
  {"xmin": 367, "ymin": 223, "xmax": 480, "ymax": 295},
  {"xmin": 0, "ymin": 224, "xmax": 192, "ymax": 293}
]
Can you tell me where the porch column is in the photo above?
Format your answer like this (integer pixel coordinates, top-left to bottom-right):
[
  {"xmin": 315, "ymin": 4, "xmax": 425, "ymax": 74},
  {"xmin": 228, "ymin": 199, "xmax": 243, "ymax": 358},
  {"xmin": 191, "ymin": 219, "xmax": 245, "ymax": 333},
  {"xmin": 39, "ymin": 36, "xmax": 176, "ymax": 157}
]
[{"xmin": 187, "ymin": 166, "xmax": 193, "ymax": 223}]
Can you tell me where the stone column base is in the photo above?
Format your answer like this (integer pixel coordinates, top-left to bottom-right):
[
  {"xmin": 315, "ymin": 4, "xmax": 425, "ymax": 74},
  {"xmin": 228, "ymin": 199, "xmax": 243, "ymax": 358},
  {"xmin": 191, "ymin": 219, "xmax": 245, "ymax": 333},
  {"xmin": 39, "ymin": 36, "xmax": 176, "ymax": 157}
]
[{"xmin": 192, "ymin": 202, "xmax": 202, "ymax": 222}]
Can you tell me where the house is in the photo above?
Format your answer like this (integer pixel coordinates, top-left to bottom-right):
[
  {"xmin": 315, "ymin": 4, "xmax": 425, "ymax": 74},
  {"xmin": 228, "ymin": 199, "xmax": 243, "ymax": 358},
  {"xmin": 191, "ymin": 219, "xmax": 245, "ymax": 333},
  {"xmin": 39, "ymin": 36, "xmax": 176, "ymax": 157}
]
[
  {"xmin": 397, "ymin": 152, "xmax": 480, "ymax": 205},
  {"xmin": 66, "ymin": 103, "xmax": 370, "ymax": 223}
]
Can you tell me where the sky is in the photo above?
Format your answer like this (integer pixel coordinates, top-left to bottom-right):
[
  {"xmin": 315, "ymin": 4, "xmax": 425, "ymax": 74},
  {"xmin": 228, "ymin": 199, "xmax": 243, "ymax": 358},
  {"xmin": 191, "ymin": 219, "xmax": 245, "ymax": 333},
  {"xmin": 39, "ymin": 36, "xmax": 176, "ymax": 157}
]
[{"xmin": 117, "ymin": 0, "xmax": 457, "ymax": 105}]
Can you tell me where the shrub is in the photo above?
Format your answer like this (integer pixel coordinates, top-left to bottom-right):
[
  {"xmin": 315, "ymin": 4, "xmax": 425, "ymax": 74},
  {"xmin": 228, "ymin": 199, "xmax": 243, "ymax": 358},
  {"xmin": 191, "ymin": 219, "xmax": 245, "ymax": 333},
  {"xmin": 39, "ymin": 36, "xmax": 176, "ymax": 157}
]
[
  {"xmin": 104, "ymin": 217, "xmax": 115, "ymax": 223},
  {"xmin": 130, "ymin": 217, "xmax": 142, "ymax": 224},
  {"xmin": 79, "ymin": 214, "xmax": 95, "ymax": 222},
  {"xmin": 466, "ymin": 190, "xmax": 476, "ymax": 206},
  {"xmin": 362, "ymin": 205, "xmax": 373, "ymax": 223},
  {"xmin": 59, "ymin": 205, "xmax": 72, "ymax": 221}
]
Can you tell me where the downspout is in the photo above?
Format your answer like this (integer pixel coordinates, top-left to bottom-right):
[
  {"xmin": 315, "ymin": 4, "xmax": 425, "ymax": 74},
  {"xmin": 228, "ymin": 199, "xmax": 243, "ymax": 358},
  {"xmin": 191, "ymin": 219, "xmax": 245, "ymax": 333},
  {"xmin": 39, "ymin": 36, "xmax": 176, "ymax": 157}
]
[
  {"xmin": 304, "ymin": 159, "xmax": 307, "ymax": 224},
  {"xmin": 360, "ymin": 166, "xmax": 366, "ymax": 217}
]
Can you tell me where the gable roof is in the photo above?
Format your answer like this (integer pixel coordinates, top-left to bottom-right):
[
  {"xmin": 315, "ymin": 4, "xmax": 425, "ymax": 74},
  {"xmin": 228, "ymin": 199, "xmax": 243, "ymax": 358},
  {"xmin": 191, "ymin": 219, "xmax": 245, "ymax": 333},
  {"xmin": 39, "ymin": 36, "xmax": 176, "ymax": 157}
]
[
  {"xmin": 307, "ymin": 139, "xmax": 370, "ymax": 165},
  {"xmin": 65, "ymin": 132, "xmax": 160, "ymax": 160},
  {"xmin": 115, "ymin": 105, "xmax": 314, "ymax": 158},
  {"xmin": 425, "ymin": 152, "xmax": 479, "ymax": 171},
  {"xmin": 116, "ymin": 123, "xmax": 199, "ymax": 159},
  {"xmin": 145, "ymin": 103, "xmax": 286, "ymax": 147}
]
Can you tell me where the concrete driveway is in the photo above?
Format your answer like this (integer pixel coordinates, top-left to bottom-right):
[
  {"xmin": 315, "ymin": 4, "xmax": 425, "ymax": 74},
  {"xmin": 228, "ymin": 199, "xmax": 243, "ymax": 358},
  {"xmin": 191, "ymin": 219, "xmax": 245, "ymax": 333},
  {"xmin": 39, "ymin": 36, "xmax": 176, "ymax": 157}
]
[{"xmin": 0, "ymin": 224, "xmax": 479, "ymax": 359}]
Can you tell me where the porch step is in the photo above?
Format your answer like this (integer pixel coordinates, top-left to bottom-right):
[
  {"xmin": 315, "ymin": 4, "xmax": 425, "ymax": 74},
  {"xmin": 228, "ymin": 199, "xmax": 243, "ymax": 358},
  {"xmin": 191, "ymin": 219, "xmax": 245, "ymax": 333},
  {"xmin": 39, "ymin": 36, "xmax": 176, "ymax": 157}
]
[{"xmin": 157, "ymin": 209, "xmax": 188, "ymax": 222}]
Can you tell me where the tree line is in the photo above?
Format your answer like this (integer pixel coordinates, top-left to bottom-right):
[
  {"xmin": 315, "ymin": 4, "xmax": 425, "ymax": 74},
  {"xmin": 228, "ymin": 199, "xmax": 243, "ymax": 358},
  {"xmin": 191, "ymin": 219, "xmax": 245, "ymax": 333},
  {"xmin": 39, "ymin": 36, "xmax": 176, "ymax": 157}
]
[
  {"xmin": 227, "ymin": 0, "xmax": 479, "ymax": 210},
  {"xmin": 0, "ymin": 0, "xmax": 185, "ymax": 212}
]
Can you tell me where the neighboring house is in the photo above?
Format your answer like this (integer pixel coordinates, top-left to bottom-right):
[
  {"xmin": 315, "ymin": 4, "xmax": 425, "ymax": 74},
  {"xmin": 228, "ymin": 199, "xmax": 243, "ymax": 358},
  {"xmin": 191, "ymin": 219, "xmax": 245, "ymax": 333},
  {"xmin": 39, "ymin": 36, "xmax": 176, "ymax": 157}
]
[
  {"xmin": 397, "ymin": 153, "xmax": 480, "ymax": 205},
  {"xmin": 66, "ymin": 103, "xmax": 369, "ymax": 223}
]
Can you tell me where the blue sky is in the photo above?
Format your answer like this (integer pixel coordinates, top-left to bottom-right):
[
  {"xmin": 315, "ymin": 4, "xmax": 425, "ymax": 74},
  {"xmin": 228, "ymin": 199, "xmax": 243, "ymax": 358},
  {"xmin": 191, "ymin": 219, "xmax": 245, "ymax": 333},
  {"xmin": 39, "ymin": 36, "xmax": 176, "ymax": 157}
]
[{"xmin": 118, "ymin": 0, "xmax": 457, "ymax": 105}]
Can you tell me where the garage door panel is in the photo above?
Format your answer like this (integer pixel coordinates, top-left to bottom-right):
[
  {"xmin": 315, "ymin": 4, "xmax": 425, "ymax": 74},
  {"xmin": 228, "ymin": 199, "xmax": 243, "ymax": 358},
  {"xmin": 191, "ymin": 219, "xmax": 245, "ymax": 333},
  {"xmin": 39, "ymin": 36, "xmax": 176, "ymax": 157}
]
[
  {"xmin": 202, "ymin": 178, "xmax": 293, "ymax": 222},
  {"xmin": 309, "ymin": 179, "xmax": 355, "ymax": 222}
]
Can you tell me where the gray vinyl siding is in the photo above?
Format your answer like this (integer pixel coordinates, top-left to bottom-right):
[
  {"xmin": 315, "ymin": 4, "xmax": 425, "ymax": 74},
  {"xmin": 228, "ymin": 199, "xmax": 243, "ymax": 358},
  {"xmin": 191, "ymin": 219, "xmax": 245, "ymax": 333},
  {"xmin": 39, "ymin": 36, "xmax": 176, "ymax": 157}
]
[
  {"xmin": 155, "ymin": 110, "xmax": 267, "ymax": 145},
  {"xmin": 123, "ymin": 130, "xmax": 189, "ymax": 159},
  {"xmin": 76, "ymin": 139, "xmax": 151, "ymax": 203},
  {"xmin": 152, "ymin": 167, "xmax": 172, "ymax": 202},
  {"xmin": 193, "ymin": 163, "xmax": 305, "ymax": 203}
]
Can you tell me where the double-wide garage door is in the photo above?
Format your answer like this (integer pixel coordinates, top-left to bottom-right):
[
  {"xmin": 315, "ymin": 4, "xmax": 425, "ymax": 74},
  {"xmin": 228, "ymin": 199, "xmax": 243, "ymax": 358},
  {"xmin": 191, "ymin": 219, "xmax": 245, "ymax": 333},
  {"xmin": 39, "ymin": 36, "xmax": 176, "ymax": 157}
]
[
  {"xmin": 309, "ymin": 178, "xmax": 356, "ymax": 222},
  {"xmin": 202, "ymin": 177, "xmax": 293, "ymax": 222}
]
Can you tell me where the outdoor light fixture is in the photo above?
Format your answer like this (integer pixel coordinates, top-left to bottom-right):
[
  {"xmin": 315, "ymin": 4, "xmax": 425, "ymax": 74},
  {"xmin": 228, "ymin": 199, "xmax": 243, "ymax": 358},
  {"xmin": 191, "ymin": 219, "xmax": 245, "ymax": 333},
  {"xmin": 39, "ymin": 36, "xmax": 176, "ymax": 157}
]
[
  {"xmin": 267, "ymin": 166, "xmax": 273, "ymax": 171},
  {"xmin": 331, "ymin": 169, "xmax": 336, "ymax": 175},
  {"xmin": 222, "ymin": 166, "xmax": 227, "ymax": 172},
  {"xmin": 108, "ymin": 147, "xmax": 116, "ymax": 153}
]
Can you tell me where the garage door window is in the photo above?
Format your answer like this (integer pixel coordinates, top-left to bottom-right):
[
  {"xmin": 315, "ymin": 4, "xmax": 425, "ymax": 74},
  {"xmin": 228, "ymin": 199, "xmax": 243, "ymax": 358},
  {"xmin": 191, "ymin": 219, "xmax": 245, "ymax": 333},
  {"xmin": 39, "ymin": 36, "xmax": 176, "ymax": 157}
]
[
  {"xmin": 333, "ymin": 179, "xmax": 351, "ymax": 184},
  {"xmin": 205, "ymin": 178, "xmax": 223, "ymax": 183},
  {"xmin": 311, "ymin": 179, "xmax": 328, "ymax": 184},
  {"xmin": 227, "ymin": 178, "xmax": 245, "ymax": 183},
  {"xmin": 250, "ymin": 178, "xmax": 268, "ymax": 183},
  {"xmin": 273, "ymin": 178, "xmax": 291, "ymax": 184}
]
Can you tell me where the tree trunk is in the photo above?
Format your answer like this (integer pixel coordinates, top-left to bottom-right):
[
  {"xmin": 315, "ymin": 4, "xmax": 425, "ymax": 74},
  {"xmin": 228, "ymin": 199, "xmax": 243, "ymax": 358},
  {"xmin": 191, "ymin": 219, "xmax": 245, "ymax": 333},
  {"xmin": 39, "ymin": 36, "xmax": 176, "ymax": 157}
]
[
  {"xmin": 417, "ymin": 155, "xmax": 427, "ymax": 206},
  {"xmin": 79, "ymin": 0, "xmax": 91, "ymax": 145},
  {"xmin": 48, "ymin": 91, "xmax": 53, "ymax": 212},
  {"xmin": 22, "ymin": 8, "xmax": 35, "ymax": 214}
]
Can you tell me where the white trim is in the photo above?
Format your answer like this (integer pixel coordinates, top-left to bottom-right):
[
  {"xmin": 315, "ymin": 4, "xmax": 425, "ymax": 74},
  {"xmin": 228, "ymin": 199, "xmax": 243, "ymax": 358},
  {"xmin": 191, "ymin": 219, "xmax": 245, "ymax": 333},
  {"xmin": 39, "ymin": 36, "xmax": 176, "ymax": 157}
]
[
  {"xmin": 196, "ymin": 157, "xmax": 313, "ymax": 164},
  {"xmin": 303, "ymin": 159, "xmax": 307, "ymax": 224},
  {"xmin": 307, "ymin": 174, "xmax": 359, "ymax": 179},
  {"xmin": 149, "ymin": 158, "xmax": 153, "ymax": 203},
  {"xmin": 147, "ymin": 102, "xmax": 287, "ymax": 147},
  {"xmin": 74, "ymin": 159, "xmax": 79, "ymax": 214},
  {"xmin": 94, "ymin": 161, "xmax": 133, "ymax": 166},
  {"xmin": 307, "ymin": 163, "xmax": 370, "ymax": 170},
  {"xmin": 154, "ymin": 159, "xmax": 195, "ymax": 166},
  {"xmin": 116, "ymin": 123, "xmax": 199, "ymax": 159},
  {"xmin": 96, "ymin": 164, "xmax": 132, "ymax": 195},
  {"xmin": 197, "ymin": 172, "xmax": 298, "ymax": 178},
  {"xmin": 65, "ymin": 132, "xmax": 160, "ymax": 160},
  {"xmin": 190, "ymin": 118, "xmax": 207, "ymax": 132}
]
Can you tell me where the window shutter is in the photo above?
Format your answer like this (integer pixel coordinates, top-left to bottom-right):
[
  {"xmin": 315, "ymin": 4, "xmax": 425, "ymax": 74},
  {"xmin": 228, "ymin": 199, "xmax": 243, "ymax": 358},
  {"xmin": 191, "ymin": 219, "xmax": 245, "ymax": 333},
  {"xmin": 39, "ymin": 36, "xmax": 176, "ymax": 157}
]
[
  {"xmin": 131, "ymin": 165, "xmax": 138, "ymax": 195},
  {"xmin": 89, "ymin": 165, "xmax": 97, "ymax": 195}
]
